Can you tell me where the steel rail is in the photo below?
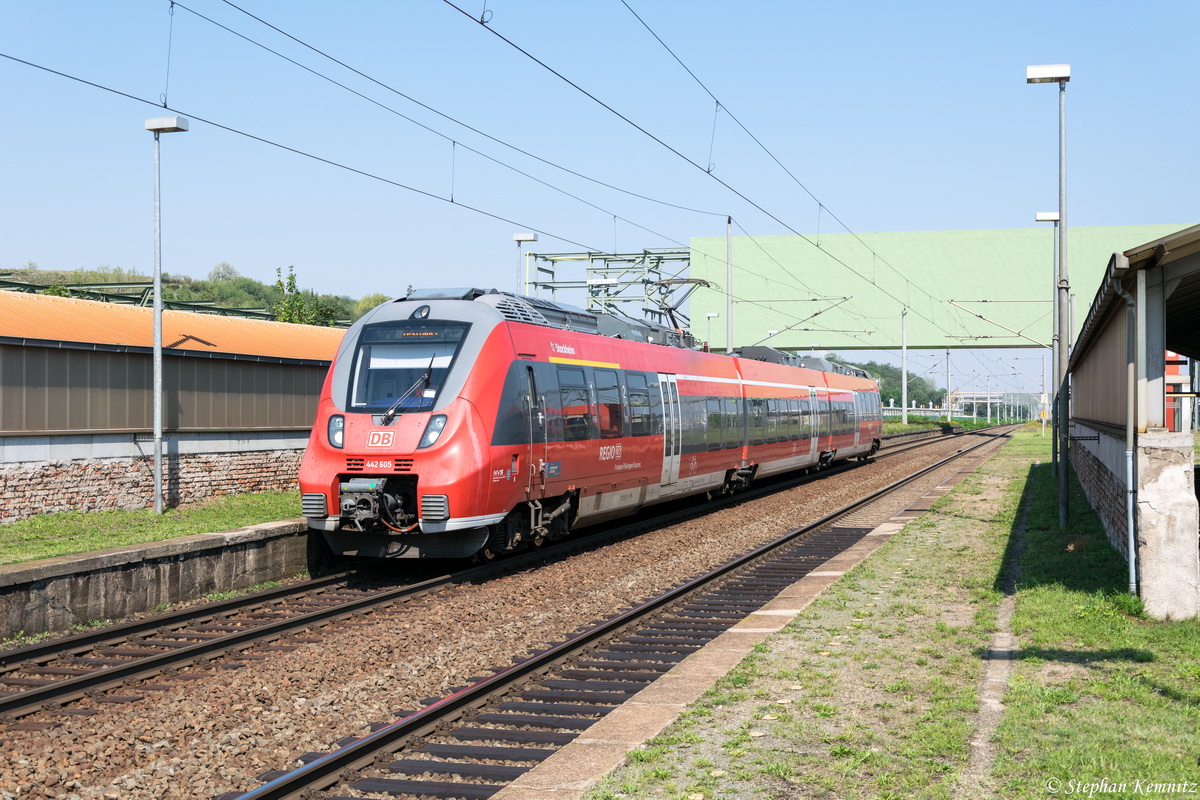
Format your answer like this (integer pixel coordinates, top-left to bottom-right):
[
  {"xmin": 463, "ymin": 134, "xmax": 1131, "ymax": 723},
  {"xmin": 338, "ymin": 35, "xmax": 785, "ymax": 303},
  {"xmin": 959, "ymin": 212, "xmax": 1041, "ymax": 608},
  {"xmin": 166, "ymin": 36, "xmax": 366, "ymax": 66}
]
[
  {"xmin": 0, "ymin": 566, "xmax": 493, "ymax": 719},
  {"xmin": 0, "ymin": 425, "xmax": 1010, "ymax": 721},
  {"xmin": 0, "ymin": 571, "xmax": 357, "ymax": 670},
  {"xmin": 232, "ymin": 427, "xmax": 1012, "ymax": 799}
]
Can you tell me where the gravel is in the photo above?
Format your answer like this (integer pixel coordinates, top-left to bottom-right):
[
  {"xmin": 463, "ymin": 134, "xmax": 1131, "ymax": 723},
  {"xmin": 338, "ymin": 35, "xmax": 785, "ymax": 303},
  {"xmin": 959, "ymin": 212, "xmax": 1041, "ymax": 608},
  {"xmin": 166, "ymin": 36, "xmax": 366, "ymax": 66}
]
[{"xmin": 0, "ymin": 435, "xmax": 978, "ymax": 800}]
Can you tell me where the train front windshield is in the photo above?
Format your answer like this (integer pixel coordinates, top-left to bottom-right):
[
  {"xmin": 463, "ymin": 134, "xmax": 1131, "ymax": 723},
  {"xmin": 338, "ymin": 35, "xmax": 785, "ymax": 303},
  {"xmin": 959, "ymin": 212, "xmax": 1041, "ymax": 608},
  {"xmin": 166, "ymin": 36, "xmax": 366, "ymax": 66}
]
[{"xmin": 348, "ymin": 321, "xmax": 470, "ymax": 413}]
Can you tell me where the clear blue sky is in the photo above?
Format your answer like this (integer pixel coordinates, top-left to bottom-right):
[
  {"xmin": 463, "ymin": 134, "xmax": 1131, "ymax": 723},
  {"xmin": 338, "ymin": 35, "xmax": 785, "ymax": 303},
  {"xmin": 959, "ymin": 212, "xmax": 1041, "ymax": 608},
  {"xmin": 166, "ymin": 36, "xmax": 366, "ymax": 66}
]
[{"xmin": 1, "ymin": 1, "xmax": 1196, "ymax": 395}]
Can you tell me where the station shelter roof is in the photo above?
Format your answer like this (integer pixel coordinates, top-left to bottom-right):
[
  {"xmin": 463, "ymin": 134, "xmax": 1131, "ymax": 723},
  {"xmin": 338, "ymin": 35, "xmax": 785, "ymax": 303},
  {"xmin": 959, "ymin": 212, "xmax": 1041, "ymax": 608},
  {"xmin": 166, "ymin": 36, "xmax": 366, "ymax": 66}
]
[
  {"xmin": 1072, "ymin": 223, "xmax": 1200, "ymax": 367},
  {"xmin": 0, "ymin": 292, "xmax": 345, "ymax": 364}
]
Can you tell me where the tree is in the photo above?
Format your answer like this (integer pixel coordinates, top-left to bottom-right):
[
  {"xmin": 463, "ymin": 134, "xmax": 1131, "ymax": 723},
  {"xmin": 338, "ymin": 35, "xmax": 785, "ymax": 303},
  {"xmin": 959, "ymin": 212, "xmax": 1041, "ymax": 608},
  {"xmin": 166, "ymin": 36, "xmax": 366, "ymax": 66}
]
[
  {"xmin": 208, "ymin": 262, "xmax": 240, "ymax": 282},
  {"xmin": 353, "ymin": 293, "xmax": 391, "ymax": 321},
  {"xmin": 272, "ymin": 266, "xmax": 336, "ymax": 326}
]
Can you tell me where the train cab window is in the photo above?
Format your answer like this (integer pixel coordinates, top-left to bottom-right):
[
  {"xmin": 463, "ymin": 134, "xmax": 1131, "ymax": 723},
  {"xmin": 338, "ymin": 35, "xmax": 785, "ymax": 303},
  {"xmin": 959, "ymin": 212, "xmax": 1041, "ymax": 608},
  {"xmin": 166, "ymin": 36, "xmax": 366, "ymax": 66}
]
[
  {"xmin": 558, "ymin": 367, "xmax": 590, "ymax": 441},
  {"xmin": 594, "ymin": 369, "xmax": 624, "ymax": 439},
  {"xmin": 627, "ymin": 373, "xmax": 652, "ymax": 436},
  {"xmin": 348, "ymin": 321, "xmax": 469, "ymax": 413}
]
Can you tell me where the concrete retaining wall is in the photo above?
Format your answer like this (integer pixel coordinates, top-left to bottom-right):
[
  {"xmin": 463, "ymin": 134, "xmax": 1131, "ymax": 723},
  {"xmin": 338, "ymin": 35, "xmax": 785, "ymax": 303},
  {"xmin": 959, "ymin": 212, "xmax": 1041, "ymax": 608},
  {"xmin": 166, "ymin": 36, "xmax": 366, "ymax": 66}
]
[{"xmin": 0, "ymin": 521, "xmax": 332, "ymax": 640}]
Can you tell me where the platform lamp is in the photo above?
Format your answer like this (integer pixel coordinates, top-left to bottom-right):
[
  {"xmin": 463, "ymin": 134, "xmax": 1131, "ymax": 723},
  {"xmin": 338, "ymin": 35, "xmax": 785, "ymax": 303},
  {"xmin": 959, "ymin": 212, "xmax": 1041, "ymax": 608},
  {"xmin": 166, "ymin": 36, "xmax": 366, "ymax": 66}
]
[
  {"xmin": 1027, "ymin": 63, "xmax": 1071, "ymax": 527},
  {"xmin": 145, "ymin": 115, "xmax": 189, "ymax": 515},
  {"xmin": 513, "ymin": 232, "xmax": 537, "ymax": 295},
  {"xmin": 705, "ymin": 312, "xmax": 719, "ymax": 348}
]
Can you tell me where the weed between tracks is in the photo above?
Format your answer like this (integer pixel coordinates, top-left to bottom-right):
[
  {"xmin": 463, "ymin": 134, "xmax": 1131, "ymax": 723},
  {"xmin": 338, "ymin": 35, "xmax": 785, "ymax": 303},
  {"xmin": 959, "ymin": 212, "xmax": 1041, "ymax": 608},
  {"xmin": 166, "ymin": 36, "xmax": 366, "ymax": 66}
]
[{"xmin": 591, "ymin": 428, "xmax": 1200, "ymax": 800}]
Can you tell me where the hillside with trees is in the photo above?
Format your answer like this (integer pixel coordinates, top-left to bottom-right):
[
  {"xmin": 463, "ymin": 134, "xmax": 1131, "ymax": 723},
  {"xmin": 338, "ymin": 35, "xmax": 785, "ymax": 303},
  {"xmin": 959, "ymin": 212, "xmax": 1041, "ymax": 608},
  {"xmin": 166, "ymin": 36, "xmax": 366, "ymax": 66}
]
[
  {"xmin": 833, "ymin": 355, "xmax": 943, "ymax": 410},
  {"xmin": 3, "ymin": 262, "xmax": 394, "ymax": 325}
]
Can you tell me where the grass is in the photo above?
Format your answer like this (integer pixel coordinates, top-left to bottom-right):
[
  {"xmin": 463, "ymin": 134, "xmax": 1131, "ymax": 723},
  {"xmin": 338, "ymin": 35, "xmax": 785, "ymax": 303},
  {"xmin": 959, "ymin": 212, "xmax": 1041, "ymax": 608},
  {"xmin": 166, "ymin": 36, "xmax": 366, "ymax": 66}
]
[
  {"xmin": 590, "ymin": 427, "xmax": 1027, "ymax": 800},
  {"xmin": 882, "ymin": 416, "xmax": 1009, "ymax": 435},
  {"xmin": 590, "ymin": 425, "xmax": 1200, "ymax": 799},
  {"xmin": 991, "ymin": 439, "xmax": 1200, "ymax": 796},
  {"xmin": 0, "ymin": 491, "xmax": 301, "ymax": 565}
]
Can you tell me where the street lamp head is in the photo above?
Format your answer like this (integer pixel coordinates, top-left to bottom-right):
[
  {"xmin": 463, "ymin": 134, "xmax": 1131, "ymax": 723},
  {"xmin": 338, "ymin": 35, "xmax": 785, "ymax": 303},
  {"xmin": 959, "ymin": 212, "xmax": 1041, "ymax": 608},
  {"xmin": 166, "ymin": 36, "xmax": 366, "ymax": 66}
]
[
  {"xmin": 1035, "ymin": 211, "xmax": 1061, "ymax": 223},
  {"xmin": 145, "ymin": 116, "xmax": 189, "ymax": 133},
  {"xmin": 1026, "ymin": 64, "xmax": 1070, "ymax": 84},
  {"xmin": 513, "ymin": 232, "xmax": 538, "ymax": 244},
  {"xmin": 706, "ymin": 312, "xmax": 719, "ymax": 319}
]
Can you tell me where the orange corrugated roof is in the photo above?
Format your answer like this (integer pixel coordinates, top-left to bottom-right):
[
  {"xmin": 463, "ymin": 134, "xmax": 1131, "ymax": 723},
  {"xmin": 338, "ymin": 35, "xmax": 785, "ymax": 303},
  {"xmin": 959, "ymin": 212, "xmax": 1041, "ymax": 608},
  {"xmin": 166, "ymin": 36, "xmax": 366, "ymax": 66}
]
[{"xmin": 0, "ymin": 292, "xmax": 345, "ymax": 361}]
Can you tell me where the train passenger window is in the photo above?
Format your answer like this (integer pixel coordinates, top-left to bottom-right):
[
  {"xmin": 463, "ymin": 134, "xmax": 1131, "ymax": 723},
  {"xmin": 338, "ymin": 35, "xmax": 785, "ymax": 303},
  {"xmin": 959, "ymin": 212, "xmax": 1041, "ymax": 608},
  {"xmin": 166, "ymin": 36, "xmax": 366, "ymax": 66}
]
[
  {"xmin": 681, "ymin": 397, "xmax": 705, "ymax": 453},
  {"xmin": 787, "ymin": 398, "xmax": 800, "ymax": 440},
  {"xmin": 749, "ymin": 398, "xmax": 766, "ymax": 445},
  {"xmin": 558, "ymin": 368, "xmax": 590, "ymax": 441},
  {"xmin": 724, "ymin": 397, "xmax": 740, "ymax": 449},
  {"xmin": 490, "ymin": 362, "xmax": 531, "ymax": 446},
  {"xmin": 706, "ymin": 398, "xmax": 723, "ymax": 450},
  {"xmin": 627, "ymin": 373, "xmax": 652, "ymax": 436},
  {"xmin": 798, "ymin": 397, "xmax": 811, "ymax": 440},
  {"xmin": 765, "ymin": 399, "xmax": 778, "ymax": 443},
  {"xmin": 594, "ymin": 369, "xmax": 623, "ymax": 439}
]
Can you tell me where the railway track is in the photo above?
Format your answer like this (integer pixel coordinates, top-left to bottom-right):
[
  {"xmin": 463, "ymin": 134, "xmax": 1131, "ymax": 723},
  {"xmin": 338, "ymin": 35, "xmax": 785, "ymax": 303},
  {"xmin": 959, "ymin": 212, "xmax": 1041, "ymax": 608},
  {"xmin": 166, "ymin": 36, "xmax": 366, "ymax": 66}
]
[
  {"xmin": 0, "ymin": 424, "xmax": 1009, "ymax": 728},
  {"xmin": 223, "ymin": 426, "xmax": 1015, "ymax": 800}
]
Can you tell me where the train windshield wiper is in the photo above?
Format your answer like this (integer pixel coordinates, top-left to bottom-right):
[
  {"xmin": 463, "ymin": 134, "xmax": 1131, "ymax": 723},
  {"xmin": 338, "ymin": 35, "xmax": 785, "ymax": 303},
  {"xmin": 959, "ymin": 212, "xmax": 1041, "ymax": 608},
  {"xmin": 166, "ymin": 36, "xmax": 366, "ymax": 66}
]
[{"xmin": 379, "ymin": 355, "xmax": 436, "ymax": 426}]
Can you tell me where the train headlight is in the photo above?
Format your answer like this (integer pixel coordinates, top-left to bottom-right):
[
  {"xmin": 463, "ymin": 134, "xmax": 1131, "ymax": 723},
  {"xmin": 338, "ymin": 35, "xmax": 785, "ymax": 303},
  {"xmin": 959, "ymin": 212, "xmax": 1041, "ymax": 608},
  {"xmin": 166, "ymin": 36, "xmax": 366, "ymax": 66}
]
[
  {"xmin": 418, "ymin": 415, "xmax": 448, "ymax": 448},
  {"xmin": 328, "ymin": 414, "xmax": 345, "ymax": 448}
]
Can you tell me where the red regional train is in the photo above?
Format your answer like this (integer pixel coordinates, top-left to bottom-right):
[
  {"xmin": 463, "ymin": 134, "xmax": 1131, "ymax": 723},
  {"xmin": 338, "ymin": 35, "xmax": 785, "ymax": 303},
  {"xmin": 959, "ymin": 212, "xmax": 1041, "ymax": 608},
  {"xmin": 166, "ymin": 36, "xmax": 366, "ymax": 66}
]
[{"xmin": 299, "ymin": 288, "xmax": 882, "ymax": 560}]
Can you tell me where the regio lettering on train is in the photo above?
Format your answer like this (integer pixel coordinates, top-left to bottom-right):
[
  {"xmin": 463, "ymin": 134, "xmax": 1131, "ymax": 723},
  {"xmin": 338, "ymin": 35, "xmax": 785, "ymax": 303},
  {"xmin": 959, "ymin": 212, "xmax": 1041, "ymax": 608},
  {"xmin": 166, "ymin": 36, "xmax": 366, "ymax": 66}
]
[{"xmin": 599, "ymin": 444, "xmax": 623, "ymax": 461}]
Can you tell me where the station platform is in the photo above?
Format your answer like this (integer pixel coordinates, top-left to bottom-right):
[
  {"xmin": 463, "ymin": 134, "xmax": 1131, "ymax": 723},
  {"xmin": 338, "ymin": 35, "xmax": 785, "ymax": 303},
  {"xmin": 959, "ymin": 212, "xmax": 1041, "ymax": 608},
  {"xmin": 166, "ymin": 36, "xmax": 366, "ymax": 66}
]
[{"xmin": 0, "ymin": 520, "xmax": 317, "ymax": 641}]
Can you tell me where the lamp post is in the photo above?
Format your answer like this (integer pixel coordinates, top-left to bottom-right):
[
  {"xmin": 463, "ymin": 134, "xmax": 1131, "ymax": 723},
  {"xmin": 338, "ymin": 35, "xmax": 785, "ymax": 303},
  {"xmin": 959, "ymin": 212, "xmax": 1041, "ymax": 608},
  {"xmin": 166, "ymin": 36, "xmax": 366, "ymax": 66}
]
[
  {"xmin": 1028, "ymin": 63, "xmax": 1071, "ymax": 526},
  {"xmin": 144, "ymin": 115, "xmax": 188, "ymax": 515},
  {"xmin": 513, "ymin": 232, "xmax": 537, "ymax": 295},
  {"xmin": 1036, "ymin": 210, "xmax": 1061, "ymax": 469},
  {"xmin": 705, "ymin": 312, "xmax": 719, "ymax": 349}
]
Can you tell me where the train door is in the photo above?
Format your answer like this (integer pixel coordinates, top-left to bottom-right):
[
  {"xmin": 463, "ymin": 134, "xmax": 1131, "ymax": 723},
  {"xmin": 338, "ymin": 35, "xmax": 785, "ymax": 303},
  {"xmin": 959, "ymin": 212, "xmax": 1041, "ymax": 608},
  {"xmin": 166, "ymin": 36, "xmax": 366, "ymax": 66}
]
[
  {"xmin": 815, "ymin": 387, "xmax": 830, "ymax": 453},
  {"xmin": 852, "ymin": 391, "xmax": 862, "ymax": 449},
  {"xmin": 524, "ymin": 365, "xmax": 547, "ymax": 500},
  {"xmin": 659, "ymin": 374, "xmax": 681, "ymax": 486},
  {"xmin": 803, "ymin": 387, "xmax": 818, "ymax": 460}
]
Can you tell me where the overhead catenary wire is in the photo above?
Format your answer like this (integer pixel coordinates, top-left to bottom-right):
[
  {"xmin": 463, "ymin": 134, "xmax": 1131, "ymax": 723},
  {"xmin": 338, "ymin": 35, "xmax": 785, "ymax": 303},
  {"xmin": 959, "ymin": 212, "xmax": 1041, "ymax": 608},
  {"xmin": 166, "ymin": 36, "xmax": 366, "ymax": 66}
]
[
  {"xmin": 209, "ymin": 0, "xmax": 726, "ymax": 219},
  {"xmin": 618, "ymin": 0, "xmax": 975, "ymax": 338},
  {"xmin": 0, "ymin": 51, "xmax": 603, "ymax": 254},
  {"xmin": 170, "ymin": 1, "xmax": 694, "ymax": 249},
  {"xmin": 0, "ymin": 48, "xmax": 859, "ymax": 349},
  {"xmin": 439, "ymin": 0, "xmax": 973, "ymax": 344},
  {"xmin": 189, "ymin": 0, "xmax": 971, "ymax": 352}
]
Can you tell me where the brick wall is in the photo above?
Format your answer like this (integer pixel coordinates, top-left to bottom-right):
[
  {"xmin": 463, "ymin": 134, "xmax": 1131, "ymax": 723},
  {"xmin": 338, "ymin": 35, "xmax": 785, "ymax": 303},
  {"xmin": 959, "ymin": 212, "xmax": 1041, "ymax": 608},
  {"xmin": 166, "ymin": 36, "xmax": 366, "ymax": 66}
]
[
  {"xmin": 1070, "ymin": 442, "xmax": 1129, "ymax": 560},
  {"xmin": 0, "ymin": 449, "xmax": 304, "ymax": 524}
]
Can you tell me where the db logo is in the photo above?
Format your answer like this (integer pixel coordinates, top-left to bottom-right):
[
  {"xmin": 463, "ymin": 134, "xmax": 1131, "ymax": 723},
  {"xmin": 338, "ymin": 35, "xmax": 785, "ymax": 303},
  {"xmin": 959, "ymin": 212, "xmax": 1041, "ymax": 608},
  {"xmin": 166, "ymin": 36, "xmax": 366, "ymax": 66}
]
[{"xmin": 366, "ymin": 430, "xmax": 395, "ymax": 448}]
